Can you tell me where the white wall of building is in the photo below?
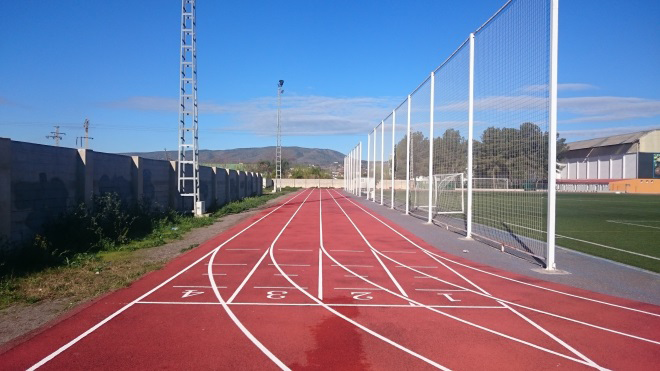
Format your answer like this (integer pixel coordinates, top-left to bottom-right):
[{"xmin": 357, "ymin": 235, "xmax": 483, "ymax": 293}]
[{"xmin": 560, "ymin": 153, "xmax": 637, "ymax": 180}]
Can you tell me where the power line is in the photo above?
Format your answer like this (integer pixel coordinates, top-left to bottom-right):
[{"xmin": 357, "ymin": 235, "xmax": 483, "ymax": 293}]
[{"xmin": 45, "ymin": 126, "xmax": 66, "ymax": 146}]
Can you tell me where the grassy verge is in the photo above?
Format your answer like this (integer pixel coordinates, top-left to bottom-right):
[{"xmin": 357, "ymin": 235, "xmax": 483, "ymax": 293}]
[{"xmin": 0, "ymin": 187, "xmax": 299, "ymax": 310}]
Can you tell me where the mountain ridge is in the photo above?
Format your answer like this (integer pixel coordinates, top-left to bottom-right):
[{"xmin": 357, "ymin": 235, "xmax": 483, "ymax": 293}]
[{"xmin": 123, "ymin": 146, "xmax": 345, "ymax": 166}]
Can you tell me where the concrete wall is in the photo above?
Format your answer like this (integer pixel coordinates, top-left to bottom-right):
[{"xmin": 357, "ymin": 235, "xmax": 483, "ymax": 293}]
[
  {"xmin": 277, "ymin": 178, "xmax": 343, "ymax": 188},
  {"xmin": 0, "ymin": 138, "xmax": 262, "ymax": 243},
  {"xmin": 238, "ymin": 171, "xmax": 246, "ymax": 199},
  {"xmin": 610, "ymin": 179, "xmax": 660, "ymax": 194}
]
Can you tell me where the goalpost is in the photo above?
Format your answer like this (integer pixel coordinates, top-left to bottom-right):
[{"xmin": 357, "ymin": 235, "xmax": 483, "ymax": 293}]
[{"xmin": 433, "ymin": 173, "xmax": 465, "ymax": 215}]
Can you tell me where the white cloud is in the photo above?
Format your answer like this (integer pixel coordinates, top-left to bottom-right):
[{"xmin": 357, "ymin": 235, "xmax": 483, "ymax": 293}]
[
  {"xmin": 559, "ymin": 96, "xmax": 660, "ymax": 123},
  {"xmin": 522, "ymin": 83, "xmax": 597, "ymax": 92},
  {"xmin": 104, "ymin": 95, "xmax": 399, "ymax": 136},
  {"xmin": 559, "ymin": 125, "xmax": 660, "ymax": 138}
]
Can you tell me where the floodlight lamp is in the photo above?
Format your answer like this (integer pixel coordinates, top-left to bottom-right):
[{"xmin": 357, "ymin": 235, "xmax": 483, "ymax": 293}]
[{"xmin": 279, "ymin": 80, "xmax": 284, "ymax": 87}]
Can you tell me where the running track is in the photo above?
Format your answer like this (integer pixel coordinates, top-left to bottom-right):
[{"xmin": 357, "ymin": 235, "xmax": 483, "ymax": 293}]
[{"xmin": 1, "ymin": 188, "xmax": 659, "ymax": 370}]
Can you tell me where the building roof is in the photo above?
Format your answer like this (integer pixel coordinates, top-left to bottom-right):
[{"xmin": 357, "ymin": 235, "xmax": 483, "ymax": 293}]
[{"xmin": 566, "ymin": 129, "xmax": 658, "ymax": 151}]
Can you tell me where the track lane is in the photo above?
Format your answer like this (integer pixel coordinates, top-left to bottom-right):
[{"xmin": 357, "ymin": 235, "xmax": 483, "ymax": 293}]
[{"xmin": 333, "ymin": 189, "xmax": 660, "ymax": 370}]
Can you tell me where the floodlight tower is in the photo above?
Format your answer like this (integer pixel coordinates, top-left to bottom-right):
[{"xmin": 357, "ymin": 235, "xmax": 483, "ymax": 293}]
[
  {"xmin": 177, "ymin": 0, "xmax": 202, "ymax": 215},
  {"xmin": 275, "ymin": 80, "xmax": 284, "ymax": 192}
]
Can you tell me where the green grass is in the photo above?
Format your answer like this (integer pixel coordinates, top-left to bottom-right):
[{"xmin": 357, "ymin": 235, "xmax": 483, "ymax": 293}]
[
  {"xmin": 390, "ymin": 187, "xmax": 660, "ymax": 272},
  {"xmin": 556, "ymin": 193, "xmax": 660, "ymax": 272}
]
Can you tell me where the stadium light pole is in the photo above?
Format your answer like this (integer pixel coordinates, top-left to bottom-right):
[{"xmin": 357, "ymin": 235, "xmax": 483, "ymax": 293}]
[{"xmin": 546, "ymin": 0, "xmax": 559, "ymax": 271}]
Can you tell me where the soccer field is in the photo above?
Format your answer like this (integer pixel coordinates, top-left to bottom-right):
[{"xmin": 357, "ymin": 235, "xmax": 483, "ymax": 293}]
[
  {"xmin": 556, "ymin": 193, "xmax": 660, "ymax": 273},
  {"xmin": 386, "ymin": 187, "xmax": 660, "ymax": 272}
]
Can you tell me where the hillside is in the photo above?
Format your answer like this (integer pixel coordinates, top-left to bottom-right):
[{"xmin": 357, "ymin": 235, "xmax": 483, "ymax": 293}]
[{"xmin": 123, "ymin": 146, "xmax": 345, "ymax": 166}]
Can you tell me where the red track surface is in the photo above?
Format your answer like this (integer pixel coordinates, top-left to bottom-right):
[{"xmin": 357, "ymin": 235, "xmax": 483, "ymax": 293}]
[{"xmin": 1, "ymin": 188, "xmax": 659, "ymax": 370}]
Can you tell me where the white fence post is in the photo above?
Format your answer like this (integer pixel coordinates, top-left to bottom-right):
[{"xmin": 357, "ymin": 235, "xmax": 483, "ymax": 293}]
[
  {"xmin": 428, "ymin": 71, "xmax": 435, "ymax": 223},
  {"xmin": 391, "ymin": 109, "xmax": 396, "ymax": 209},
  {"xmin": 358, "ymin": 142, "xmax": 362, "ymax": 196},
  {"xmin": 546, "ymin": 0, "xmax": 559, "ymax": 271},
  {"xmin": 466, "ymin": 33, "xmax": 475, "ymax": 239},
  {"xmin": 367, "ymin": 133, "xmax": 371, "ymax": 198},
  {"xmin": 405, "ymin": 95, "xmax": 411, "ymax": 215},
  {"xmin": 380, "ymin": 121, "xmax": 385, "ymax": 205}
]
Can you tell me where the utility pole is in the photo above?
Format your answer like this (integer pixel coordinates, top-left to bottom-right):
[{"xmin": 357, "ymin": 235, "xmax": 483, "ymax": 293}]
[
  {"xmin": 275, "ymin": 79, "xmax": 284, "ymax": 192},
  {"xmin": 46, "ymin": 126, "xmax": 66, "ymax": 146},
  {"xmin": 76, "ymin": 118, "xmax": 94, "ymax": 149}
]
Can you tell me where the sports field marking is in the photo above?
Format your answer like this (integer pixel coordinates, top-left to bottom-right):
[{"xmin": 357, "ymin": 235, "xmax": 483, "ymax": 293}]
[
  {"xmin": 322, "ymin": 190, "xmax": 605, "ymax": 368},
  {"xmin": 415, "ymin": 289, "xmax": 467, "ymax": 292},
  {"xmin": 278, "ymin": 249, "xmax": 312, "ymax": 252},
  {"xmin": 268, "ymin": 263, "xmax": 311, "ymax": 267},
  {"xmin": 344, "ymin": 274, "xmax": 368, "ymax": 278},
  {"xmin": 395, "ymin": 265, "xmax": 437, "ymax": 269},
  {"xmin": 606, "ymin": 220, "xmax": 660, "ymax": 230},
  {"xmin": 27, "ymin": 188, "xmax": 309, "ymax": 371},
  {"xmin": 329, "ymin": 191, "xmax": 605, "ymax": 368},
  {"xmin": 254, "ymin": 286, "xmax": 308, "ymax": 289},
  {"xmin": 318, "ymin": 249, "xmax": 323, "ymax": 300},
  {"xmin": 274, "ymin": 273, "xmax": 298, "ymax": 277},
  {"xmin": 335, "ymin": 191, "xmax": 660, "ymax": 345},
  {"xmin": 202, "ymin": 273, "xmax": 226, "ymax": 276},
  {"xmin": 207, "ymin": 188, "xmax": 314, "ymax": 370},
  {"xmin": 331, "ymin": 264, "xmax": 373, "ymax": 267},
  {"xmin": 267, "ymin": 188, "xmax": 452, "ymax": 370},
  {"xmin": 226, "ymin": 190, "xmax": 315, "ymax": 305},
  {"xmin": 136, "ymin": 301, "xmax": 506, "ymax": 309},
  {"xmin": 339, "ymin": 190, "xmax": 660, "ymax": 317},
  {"xmin": 382, "ymin": 250, "xmax": 416, "ymax": 254},
  {"xmin": 173, "ymin": 285, "xmax": 225, "ymax": 288},
  {"xmin": 334, "ymin": 287, "xmax": 384, "ymax": 290},
  {"xmin": 329, "ymin": 249, "xmax": 364, "ymax": 252},
  {"xmin": 226, "ymin": 248, "xmax": 260, "ymax": 251}
]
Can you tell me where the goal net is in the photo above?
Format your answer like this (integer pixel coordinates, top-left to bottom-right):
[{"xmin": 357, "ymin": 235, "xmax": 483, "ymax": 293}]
[{"xmin": 433, "ymin": 173, "xmax": 465, "ymax": 214}]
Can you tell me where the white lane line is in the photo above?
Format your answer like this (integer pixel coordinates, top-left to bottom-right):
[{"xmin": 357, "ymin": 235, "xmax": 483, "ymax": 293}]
[
  {"xmin": 253, "ymin": 286, "xmax": 308, "ymax": 289},
  {"xmin": 226, "ymin": 248, "xmax": 260, "ymax": 251},
  {"xmin": 274, "ymin": 273, "xmax": 298, "ymax": 277},
  {"xmin": 382, "ymin": 251, "xmax": 416, "ymax": 254},
  {"xmin": 339, "ymin": 188, "xmax": 660, "ymax": 316},
  {"xmin": 608, "ymin": 220, "xmax": 660, "ymax": 230},
  {"xmin": 207, "ymin": 188, "xmax": 312, "ymax": 371},
  {"xmin": 268, "ymin": 263, "xmax": 310, "ymax": 267},
  {"xmin": 558, "ymin": 234, "xmax": 660, "ymax": 261},
  {"xmin": 327, "ymin": 192, "xmax": 410, "ymax": 299},
  {"xmin": 415, "ymin": 289, "xmax": 467, "ymax": 292},
  {"xmin": 279, "ymin": 249, "xmax": 312, "ymax": 252},
  {"xmin": 334, "ymin": 288, "xmax": 384, "ymax": 291},
  {"xmin": 136, "ymin": 301, "xmax": 506, "ymax": 309},
  {"xmin": 318, "ymin": 249, "xmax": 323, "ymax": 300},
  {"xmin": 206, "ymin": 263, "xmax": 248, "ymax": 266},
  {"xmin": 174, "ymin": 285, "xmax": 227, "ymax": 288},
  {"xmin": 328, "ymin": 190, "xmax": 608, "ymax": 368},
  {"xmin": 344, "ymin": 275, "xmax": 369, "ymax": 278},
  {"xmin": 414, "ymin": 276, "xmax": 432, "ymax": 279},
  {"xmin": 268, "ymin": 188, "xmax": 451, "ymax": 370},
  {"xmin": 203, "ymin": 273, "xmax": 227, "ymax": 276},
  {"xmin": 329, "ymin": 250, "xmax": 365, "ymax": 253},
  {"xmin": 395, "ymin": 265, "xmax": 437, "ymax": 269},
  {"xmin": 227, "ymin": 190, "xmax": 315, "ymax": 304},
  {"xmin": 332, "ymin": 264, "xmax": 373, "ymax": 268},
  {"xmin": 28, "ymin": 189, "xmax": 308, "ymax": 371}
]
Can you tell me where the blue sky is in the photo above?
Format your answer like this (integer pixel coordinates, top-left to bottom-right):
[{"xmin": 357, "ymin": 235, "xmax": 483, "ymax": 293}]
[{"xmin": 1, "ymin": 0, "xmax": 658, "ymax": 156}]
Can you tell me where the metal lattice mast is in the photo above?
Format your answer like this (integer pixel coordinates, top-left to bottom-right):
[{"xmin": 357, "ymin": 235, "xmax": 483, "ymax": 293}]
[
  {"xmin": 46, "ymin": 126, "xmax": 66, "ymax": 147},
  {"xmin": 275, "ymin": 80, "xmax": 284, "ymax": 192},
  {"xmin": 177, "ymin": 0, "xmax": 200, "ymax": 214}
]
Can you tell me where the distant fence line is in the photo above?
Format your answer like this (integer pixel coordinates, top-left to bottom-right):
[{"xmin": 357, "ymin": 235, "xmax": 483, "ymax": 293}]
[{"xmin": 0, "ymin": 138, "xmax": 262, "ymax": 243}]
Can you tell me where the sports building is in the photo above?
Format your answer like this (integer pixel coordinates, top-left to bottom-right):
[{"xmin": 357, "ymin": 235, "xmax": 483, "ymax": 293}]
[{"xmin": 558, "ymin": 129, "xmax": 660, "ymax": 192}]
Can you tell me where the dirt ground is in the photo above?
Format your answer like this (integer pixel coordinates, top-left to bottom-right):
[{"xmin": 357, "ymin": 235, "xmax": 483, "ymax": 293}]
[{"xmin": 0, "ymin": 194, "xmax": 289, "ymax": 348}]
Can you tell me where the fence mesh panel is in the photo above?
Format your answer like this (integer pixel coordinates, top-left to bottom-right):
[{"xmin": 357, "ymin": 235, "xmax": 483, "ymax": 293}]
[
  {"xmin": 408, "ymin": 78, "xmax": 431, "ymax": 219},
  {"xmin": 382, "ymin": 114, "xmax": 394, "ymax": 207},
  {"xmin": 393, "ymin": 99, "xmax": 408, "ymax": 211},
  {"xmin": 472, "ymin": 0, "xmax": 551, "ymax": 259},
  {"xmin": 432, "ymin": 41, "xmax": 470, "ymax": 231},
  {"xmin": 373, "ymin": 123, "xmax": 382, "ymax": 203}
]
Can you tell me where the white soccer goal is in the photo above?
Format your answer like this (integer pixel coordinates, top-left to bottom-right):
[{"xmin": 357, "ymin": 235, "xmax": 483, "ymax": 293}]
[
  {"xmin": 473, "ymin": 177, "xmax": 509, "ymax": 190},
  {"xmin": 433, "ymin": 173, "xmax": 465, "ymax": 214}
]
